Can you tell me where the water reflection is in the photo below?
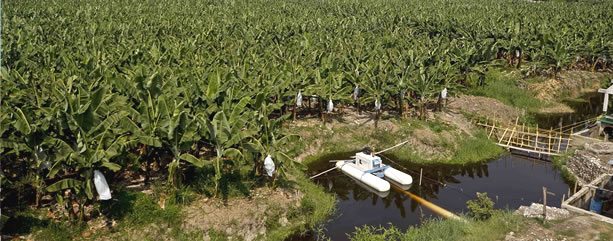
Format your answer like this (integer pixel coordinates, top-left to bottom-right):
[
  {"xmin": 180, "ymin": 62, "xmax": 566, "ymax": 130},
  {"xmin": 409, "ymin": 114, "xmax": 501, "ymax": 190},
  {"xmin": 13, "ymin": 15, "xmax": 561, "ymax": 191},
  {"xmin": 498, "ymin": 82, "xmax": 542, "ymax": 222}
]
[{"xmin": 304, "ymin": 154, "xmax": 570, "ymax": 241}]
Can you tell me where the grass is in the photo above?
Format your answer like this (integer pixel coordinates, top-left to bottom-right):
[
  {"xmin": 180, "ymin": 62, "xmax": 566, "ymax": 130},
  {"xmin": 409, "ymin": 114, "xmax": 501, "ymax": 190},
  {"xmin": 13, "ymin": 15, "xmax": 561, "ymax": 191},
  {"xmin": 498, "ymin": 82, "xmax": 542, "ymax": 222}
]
[
  {"xmin": 555, "ymin": 229, "xmax": 577, "ymax": 237},
  {"xmin": 469, "ymin": 69, "xmax": 545, "ymax": 114},
  {"xmin": 551, "ymin": 152, "xmax": 577, "ymax": 184},
  {"xmin": 265, "ymin": 169, "xmax": 337, "ymax": 241},
  {"xmin": 294, "ymin": 118, "xmax": 504, "ymax": 167},
  {"xmin": 2, "ymin": 166, "xmax": 336, "ymax": 241},
  {"xmin": 1, "ymin": 209, "xmax": 87, "ymax": 241},
  {"xmin": 349, "ymin": 211, "xmax": 524, "ymax": 241}
]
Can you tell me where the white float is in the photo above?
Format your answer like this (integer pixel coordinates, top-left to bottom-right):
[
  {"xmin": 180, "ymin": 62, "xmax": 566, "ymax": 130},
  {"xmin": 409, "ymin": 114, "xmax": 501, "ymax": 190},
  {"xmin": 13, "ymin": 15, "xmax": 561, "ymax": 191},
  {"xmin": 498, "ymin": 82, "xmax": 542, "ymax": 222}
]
[{"xmin": 335, "ymin": 152, "xmax": 413, "ymax": 193}]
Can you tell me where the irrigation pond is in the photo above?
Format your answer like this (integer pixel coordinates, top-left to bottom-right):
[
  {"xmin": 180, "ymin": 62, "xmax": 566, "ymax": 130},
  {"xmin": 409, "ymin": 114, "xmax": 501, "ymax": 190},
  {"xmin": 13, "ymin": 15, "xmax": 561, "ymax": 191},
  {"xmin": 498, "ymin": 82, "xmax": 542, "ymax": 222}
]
[{"xmin": 303, "ymin": 153, "xmax": 571, "ymax": 240}]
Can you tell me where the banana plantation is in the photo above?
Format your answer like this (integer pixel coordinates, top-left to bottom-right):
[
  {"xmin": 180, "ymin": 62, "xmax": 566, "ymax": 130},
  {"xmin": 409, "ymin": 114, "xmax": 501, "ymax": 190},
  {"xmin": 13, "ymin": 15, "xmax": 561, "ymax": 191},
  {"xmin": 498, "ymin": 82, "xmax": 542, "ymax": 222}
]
[{"xmin": 2, "ymin": 0, "xmax": 613, "ymax": 234}]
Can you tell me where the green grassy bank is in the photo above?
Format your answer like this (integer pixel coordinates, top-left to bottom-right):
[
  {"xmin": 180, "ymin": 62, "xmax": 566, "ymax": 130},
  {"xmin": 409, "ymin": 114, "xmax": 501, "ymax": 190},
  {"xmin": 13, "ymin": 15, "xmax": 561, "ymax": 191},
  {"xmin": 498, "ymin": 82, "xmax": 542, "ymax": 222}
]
[{"xmin": 294, "ymin": 118, "xmax": 504, "ymax": 167}]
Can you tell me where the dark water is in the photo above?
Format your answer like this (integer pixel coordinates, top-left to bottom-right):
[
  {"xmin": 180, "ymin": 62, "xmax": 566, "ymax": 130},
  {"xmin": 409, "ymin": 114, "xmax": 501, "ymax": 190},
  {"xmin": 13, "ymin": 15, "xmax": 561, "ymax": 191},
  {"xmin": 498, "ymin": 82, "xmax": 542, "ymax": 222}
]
[
  {"xmin": 301, "ymin": 153, "xmax": 571, "ymax": 241},
  {"xmin": 535, "ymin": 91, "xmax": 603, "ymax": 130}
]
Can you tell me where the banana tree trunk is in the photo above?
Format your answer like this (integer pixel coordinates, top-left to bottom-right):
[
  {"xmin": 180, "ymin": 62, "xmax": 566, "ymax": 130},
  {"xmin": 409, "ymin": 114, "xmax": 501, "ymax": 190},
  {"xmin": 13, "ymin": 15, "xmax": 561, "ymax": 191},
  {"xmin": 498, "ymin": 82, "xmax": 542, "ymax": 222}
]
[
  {"xmin": 398, "ymin": 97, "xmax": 403, "ymax": 116},
  {"xmin": 419, "ymin": 99, "xmax": 425, "ymax": 120},
  {"xmin": 375, "ymin": 110, "xmax": 380, "ymax": 128},
  {"xmin": 214, "ymin": 155, "xmax": 221, "ymax": 197},
  {"xmin": 591, "ymin": 57, "xmax": 599, "ymax": 72}
]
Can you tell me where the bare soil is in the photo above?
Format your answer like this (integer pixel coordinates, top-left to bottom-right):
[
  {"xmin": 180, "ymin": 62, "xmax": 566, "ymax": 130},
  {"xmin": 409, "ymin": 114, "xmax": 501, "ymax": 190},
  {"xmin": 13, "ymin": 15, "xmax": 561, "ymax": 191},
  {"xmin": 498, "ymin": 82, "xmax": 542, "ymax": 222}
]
[
  {"xmin": 447, "ymin": 95, "xmax": 522, "ymax": 121},
  {"xmin": 291, "ymin": 107, "xmax": 460, "ymax": 163},
  {"xmin": 504, "ymin": 215, "xmax": 613, "ymax": 241},
  {"xmin": 529, "ymin": 71, "xmax": 608, "ymax": 102},
  {"xmin": 95, "ymin": 187, "xmax": 302, "ymax": 241},
  {"xmin": 182, "ymin": 187, "xmax": 302, "ymax": 241}
]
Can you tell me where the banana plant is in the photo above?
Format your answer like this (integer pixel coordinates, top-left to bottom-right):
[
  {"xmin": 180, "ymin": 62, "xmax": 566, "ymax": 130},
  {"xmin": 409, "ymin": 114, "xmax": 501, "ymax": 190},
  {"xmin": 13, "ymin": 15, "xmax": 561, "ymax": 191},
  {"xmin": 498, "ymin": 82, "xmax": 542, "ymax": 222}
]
[
  {"xmin": 156, "ymin": 94, "xmax": 206, "ymax": 187},
  {"xmin": 246, "ymin": 94, "xmax": 300, "ymax": 187},
  {"xmin": 202, "ymin": 97, "xmax": 252, "ymax": 197},
  {"xmin": 542, "ymin": 37, "xmax": 572, "ymax": 79},
  {"xmin": 46, "ymin": 85, "xmax": 128, "ymax": 220}
]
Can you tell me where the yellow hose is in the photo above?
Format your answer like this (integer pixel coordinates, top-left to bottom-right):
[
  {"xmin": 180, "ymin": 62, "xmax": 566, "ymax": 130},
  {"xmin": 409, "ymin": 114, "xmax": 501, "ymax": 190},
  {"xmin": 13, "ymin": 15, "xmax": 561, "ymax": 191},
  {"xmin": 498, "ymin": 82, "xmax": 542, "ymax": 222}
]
[{"xmin": 391, "ymin": 184, "xmax": 464, "ymax": 221}]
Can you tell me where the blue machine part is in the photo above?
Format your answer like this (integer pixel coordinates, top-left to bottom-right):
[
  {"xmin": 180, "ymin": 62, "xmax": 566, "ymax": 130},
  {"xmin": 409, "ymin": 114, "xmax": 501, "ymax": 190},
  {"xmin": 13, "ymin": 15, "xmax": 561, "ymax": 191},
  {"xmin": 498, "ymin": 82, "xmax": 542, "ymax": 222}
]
[
  {"xmin": 590, "ymin": 199, "xmax": 603, "ymax": 214},
  {"xmin": 364, "ymin": 165, "xmax": 389, "ymax": 178}
]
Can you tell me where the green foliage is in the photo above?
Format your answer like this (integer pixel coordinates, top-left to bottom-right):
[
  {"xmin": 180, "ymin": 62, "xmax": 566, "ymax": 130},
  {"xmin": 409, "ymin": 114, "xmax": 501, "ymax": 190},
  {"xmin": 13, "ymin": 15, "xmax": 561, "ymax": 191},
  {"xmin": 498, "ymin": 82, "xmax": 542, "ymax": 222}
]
[
  {"xmin": 452, "ymin": 132, "xmax": 505, "ymax": 164},
  {"xmin": 2, "ymin": 0, "xmax": 613, "ymax": 226},
  {"xmin": 466, "ymin": 192, "xmax": 495, "ymax": 221},
  {"xmin": 100, "ymin": 190, "xmax": 180, "ymax": 227},
  {"xmin": 469, "ymin": 69, "xmax": 545, "ymax": 114},
  {"xmin": 350, "ymin": 211, "xmax": 523, "ymax": 241},
  {"xmin": 551, "ymin": 153, "xmax": 577, "ymax": 183}
]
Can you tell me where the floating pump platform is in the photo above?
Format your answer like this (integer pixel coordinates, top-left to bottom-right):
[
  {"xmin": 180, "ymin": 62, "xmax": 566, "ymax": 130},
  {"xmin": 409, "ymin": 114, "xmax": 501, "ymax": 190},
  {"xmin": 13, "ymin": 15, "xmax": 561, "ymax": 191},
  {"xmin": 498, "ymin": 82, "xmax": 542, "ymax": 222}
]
[{"xmin": 335, "ymin": 151, "xmax": 413, "ymax": 193}]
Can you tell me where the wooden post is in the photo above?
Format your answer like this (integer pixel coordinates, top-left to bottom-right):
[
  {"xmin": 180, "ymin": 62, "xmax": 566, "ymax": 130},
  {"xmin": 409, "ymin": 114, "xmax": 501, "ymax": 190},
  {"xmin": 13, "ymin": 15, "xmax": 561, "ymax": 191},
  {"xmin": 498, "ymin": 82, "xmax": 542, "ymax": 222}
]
[
  {"xmin": 574, "ymin": 182, "xmax": 578, "ymax": 194},
  {"xmin": 548, "ymin": 127, "xmax": 553, "ymax": 153},
  {"xmin": 567, "ymin": 187, "xmax": 570, "ymax": 198},
  {"xmin": 521, "ymin": 123, "xmax": 526, "ymax": 147},
  {"xmin": 419, "ymin": 168, "xmax": 423, "ymax": 186},
  {"xmin": 499, "ymin": 128, "xmax": 509, "ymax": 144},
  {"xmin": 535, "ymin": 124, "xmax": 539, "ymax": 152},
  {"xmin": 507, "ymin": 117, "xmax": 519, "ymax": 146},
  {"xmin": 557, "ymin": 133, "xmax": 563, "ymax": 153},
  {"xmin": 488, "ymin": 121, "xmax": 496, "ymax": 139},
  {"xmin": 569, "ymin": 128, "xmax": 573, "ymax": 148},
  {"xmin": 562, "ymin": 194, "xmax": 566, "ymax": 204},
  {"xmin": 543, "ymin": 187, "xmax": 547, "ymax": 223}
]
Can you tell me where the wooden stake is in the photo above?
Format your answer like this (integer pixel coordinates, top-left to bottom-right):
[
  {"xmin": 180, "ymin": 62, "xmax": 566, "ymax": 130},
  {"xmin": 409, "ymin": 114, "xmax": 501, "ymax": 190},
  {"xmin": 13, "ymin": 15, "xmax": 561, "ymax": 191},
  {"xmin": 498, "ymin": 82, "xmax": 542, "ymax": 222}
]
[
  {"xmin": 548, "ymin": 127, "xmax": 553, "ymax": 153},
  {"xmin": 543, "ymin": 186, "xmax": 547, "ymax": 223},
  {"xmin": 488, "ymin": 121, "xmax": 496, "ymax": 139},
  {"xmin": 499, "ymin": 128, "xmax": 509, "ymax": 144},
  {"xmin": 557, "ymin": 133, "xmax": 563, "ymax": 153},
  {"xmin": 574, "ymin": 182, "xmax": 578, "ymax": 194},
  {"xmin": 507, "ymin": 117, "xmax": 519, "ymax": 146},
  {"xmin": 419, "ymin": 168, "xmax": 423, "ymax": 186},
  {"xmin": 535, "ymin": 124, "xmax": 539, "ymax": 153},
  {"xmin": 521, "ymin": 123, "xmax": 526, "ymax": 147},
  {"xmin": 562, "ymin": 194, "xmax": 566, "ymax": 205}
]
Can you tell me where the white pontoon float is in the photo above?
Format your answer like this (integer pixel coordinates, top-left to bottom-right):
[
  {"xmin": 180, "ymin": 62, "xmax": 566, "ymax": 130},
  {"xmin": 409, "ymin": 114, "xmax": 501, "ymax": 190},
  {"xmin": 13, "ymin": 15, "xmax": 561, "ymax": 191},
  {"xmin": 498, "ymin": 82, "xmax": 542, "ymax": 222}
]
[{"xmin": 335, "ymin": 151, "xmax": 413, "ymax": 193}]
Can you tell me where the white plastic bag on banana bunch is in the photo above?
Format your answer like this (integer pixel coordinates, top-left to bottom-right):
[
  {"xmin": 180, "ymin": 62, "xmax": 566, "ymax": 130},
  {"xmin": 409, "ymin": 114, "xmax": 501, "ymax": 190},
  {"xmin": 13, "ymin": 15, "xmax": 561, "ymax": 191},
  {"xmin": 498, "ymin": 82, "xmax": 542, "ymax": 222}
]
[
  {"xmin": 327, "ymin": 99, "xmax": 334, "ymax": 113},
  {"xmin": 264, "ymin": 155, "xmax": 275, "ymax": 177},
  {"xmin": 353, "ymin": 85, "xmax": 359, "ymax": 101},
  {"xmin": 375, "ymin": 98, "xmax": 381, "ymax": 110},
  {"xmin": 94, "ymin": 170, "xmax": 112, "ymax": 200},
  {"xmin": 296, "ymin": 91, "xmax": 303, "ymax": 107},
  {"xmin": 441, "ymin": 88, "xmax": 448, "ymax": 99}
]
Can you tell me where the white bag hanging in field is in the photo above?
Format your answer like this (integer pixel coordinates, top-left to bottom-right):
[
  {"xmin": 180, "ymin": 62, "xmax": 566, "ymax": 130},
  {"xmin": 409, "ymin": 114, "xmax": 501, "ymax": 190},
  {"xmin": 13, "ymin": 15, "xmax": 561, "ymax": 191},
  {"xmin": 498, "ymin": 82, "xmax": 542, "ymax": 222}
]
[
  {"xmin": 264, "ymin": 155, "xmax": 275, "ymax": 177},
  {"xmin": 327, "ymin": 99, "xmax": 334, "ymax": 113},
  {"xmin": 441, "ymin": 88, "xmax": 448, "ymax": 99},
  {"xmin": 296, "ymin": 91, "xmax": 303, "ymax": 107},
  {"xmin": 353, "ymin": 85, "xmax": 359, "ymax": 101},
  {"xmin": 94, "ymin": 170, "xmax": 112, "ymax": 200},
  {"xmin": 375, "ymin": 98, "xmax": 381, "ymax": 110}
]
